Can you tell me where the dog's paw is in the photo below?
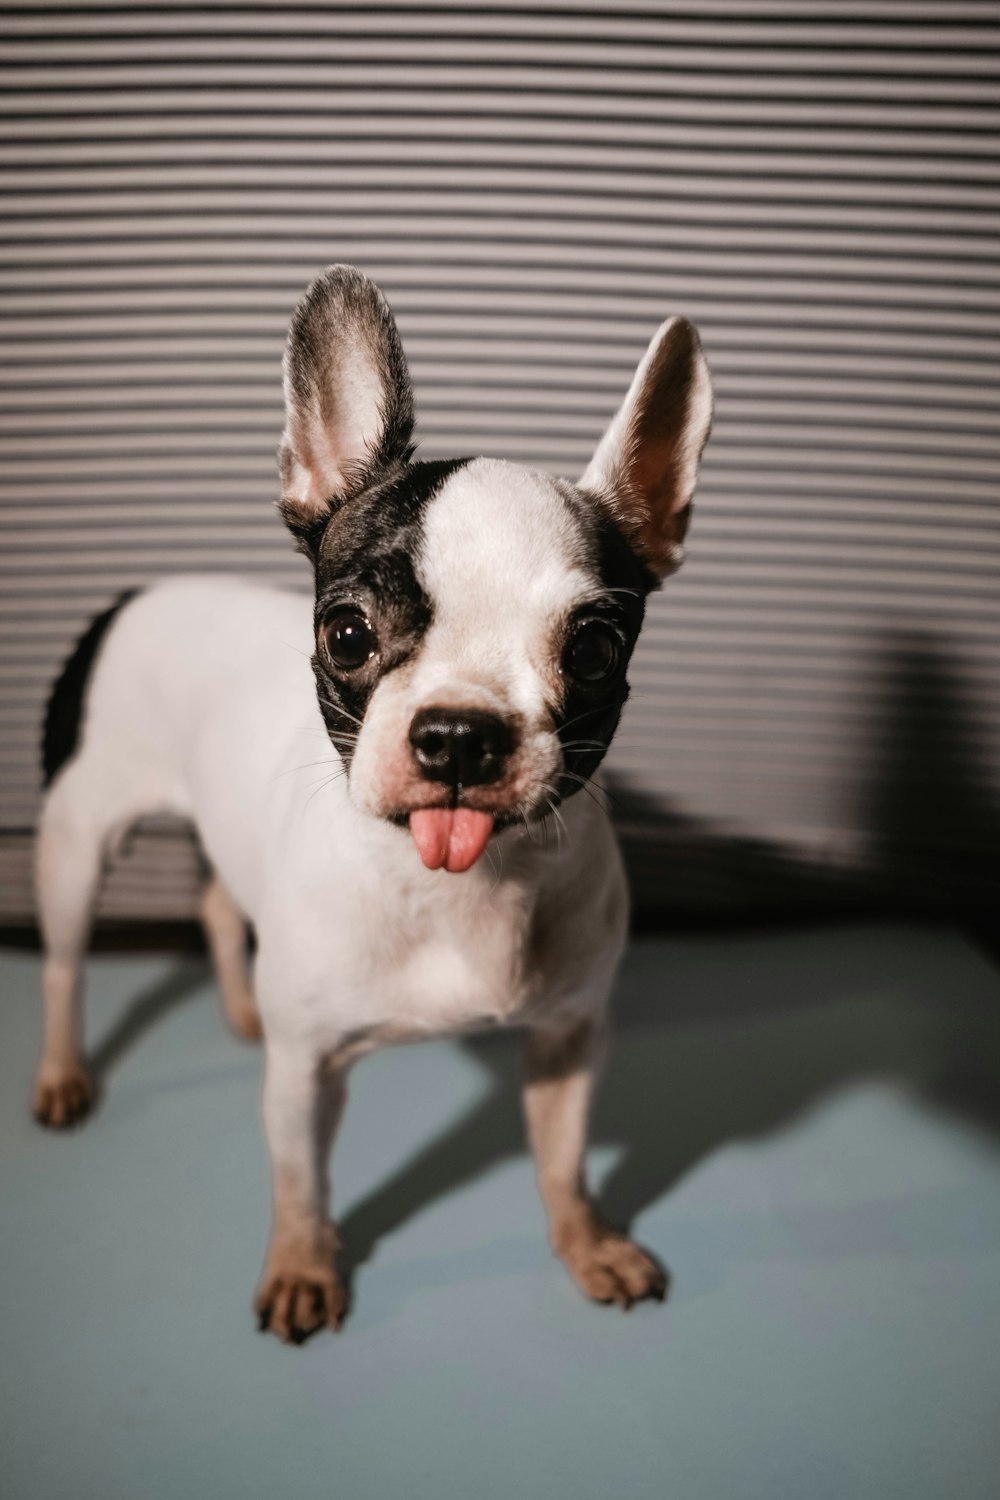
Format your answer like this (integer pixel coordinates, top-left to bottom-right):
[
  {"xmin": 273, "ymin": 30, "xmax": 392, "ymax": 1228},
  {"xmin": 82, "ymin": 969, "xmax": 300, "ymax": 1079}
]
[
  {"xmin": 562, "ymin": 1231, "xmax": 668, "ymax": 1310},
  {"xmin": 255, "ymin": 1263, "xmax": 347, "ymax": 1345},
  {"xmin": 33, "ymin": 1068, "xmax": 95, "ymax": 1130}
]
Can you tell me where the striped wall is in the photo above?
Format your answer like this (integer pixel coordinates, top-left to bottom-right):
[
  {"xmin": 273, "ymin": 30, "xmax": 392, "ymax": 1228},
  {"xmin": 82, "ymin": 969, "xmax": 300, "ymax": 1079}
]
[{"xmin": 2, "ymin": 0, "xmax": 999, "ymax": 923}]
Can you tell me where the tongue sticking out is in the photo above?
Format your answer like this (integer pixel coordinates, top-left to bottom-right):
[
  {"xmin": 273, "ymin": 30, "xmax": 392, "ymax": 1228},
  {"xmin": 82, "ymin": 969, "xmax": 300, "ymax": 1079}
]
[{"xmin": 410, "ymin": 807, "xmax": 495, "ymax": 873}]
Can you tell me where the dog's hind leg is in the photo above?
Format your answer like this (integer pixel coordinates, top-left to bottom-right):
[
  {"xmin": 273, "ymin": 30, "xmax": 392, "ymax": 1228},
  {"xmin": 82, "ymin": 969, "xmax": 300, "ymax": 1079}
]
[
  {"xmin": 199, "ymin": 875, "xmax": 262, "ymax": 1042},
  {"xmin": 33, "ymin": 760, "xmax": 117, "ymax": 1127},
  {"xmin": 34, "ymin": 723, "xmax": 175, "ymax": 1127}
]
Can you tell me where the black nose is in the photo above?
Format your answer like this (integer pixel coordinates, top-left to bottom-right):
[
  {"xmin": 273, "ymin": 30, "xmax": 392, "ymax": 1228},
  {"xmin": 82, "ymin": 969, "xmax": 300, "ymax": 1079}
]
[{"xmin": 409, "ymin": 707, "xmax": 514, "ymax": 788}]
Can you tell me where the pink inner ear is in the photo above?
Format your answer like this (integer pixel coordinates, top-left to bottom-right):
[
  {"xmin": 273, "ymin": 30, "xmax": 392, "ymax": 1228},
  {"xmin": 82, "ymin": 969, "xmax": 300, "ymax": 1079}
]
[
  {"xmin": 581, "ymin": 315, "xmax": 712, "ymax": 579},
  {"xmin": 280, "ymin": 266, "xmax": 416, "ymax": 534},
  {"xmin": 282, "ymin": 391, "xmax": 365, "ymax": 520},
  {"xmin": 280, "ymin": 447, "xmax": 330, "ymax": 522}
]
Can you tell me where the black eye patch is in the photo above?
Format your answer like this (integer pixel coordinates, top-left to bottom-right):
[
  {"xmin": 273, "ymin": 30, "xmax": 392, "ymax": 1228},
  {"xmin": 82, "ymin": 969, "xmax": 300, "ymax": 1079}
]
[
  {"xmin": 551, "ymin": 494, "xmax": 653, "ymax": 802},
  {"xmin": 313, "ymin": 553, "xmax": 431, "ymax": 764},
  {"xmin": 554, "ymin": 617, "xmax": 634, "ymax": 801},
  {"xmin": 310, "ymin": 459, "xmax": 468, "ymax": 764}
]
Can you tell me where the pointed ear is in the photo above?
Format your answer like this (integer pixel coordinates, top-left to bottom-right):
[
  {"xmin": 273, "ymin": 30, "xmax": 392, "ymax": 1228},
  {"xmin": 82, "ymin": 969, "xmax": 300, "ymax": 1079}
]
[
  {"xmin": 580, "ymin": 316, "xmax": 713, "ymax": 579},
  {"xmin": 278, "ymin": 265, "xmax": 415, "ymax": 538}
]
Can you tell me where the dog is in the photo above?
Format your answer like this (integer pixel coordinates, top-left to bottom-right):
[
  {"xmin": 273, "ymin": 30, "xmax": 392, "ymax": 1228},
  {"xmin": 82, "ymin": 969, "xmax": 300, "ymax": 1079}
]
[{"xmin": 32, "ymin": 265, "xmax": 713, "ymax": 1343}]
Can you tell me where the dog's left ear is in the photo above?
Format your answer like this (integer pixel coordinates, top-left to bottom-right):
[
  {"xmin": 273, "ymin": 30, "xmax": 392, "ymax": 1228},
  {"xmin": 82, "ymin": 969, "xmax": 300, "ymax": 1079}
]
[
  {"xmin": 580, "ymin": 317, "xmax": 713, "ymax": 579},
  {"xmin": 279, "ymin": 265, "xmax": 415, "ymax": 541}
]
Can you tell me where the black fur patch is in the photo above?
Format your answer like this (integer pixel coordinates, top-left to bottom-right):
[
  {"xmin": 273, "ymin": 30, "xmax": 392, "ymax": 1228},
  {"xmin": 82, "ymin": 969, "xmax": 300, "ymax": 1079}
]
[
  {"xmin": 551, "ymin": 489, "xmax": 655, "ymax": 802},
  {"xmin": 311, "ymin": 459, "xmax": 470, "ymax": 761},
  {"xmin": 41, "ymin": 590, "xmax": 138, "ymax": 787}
]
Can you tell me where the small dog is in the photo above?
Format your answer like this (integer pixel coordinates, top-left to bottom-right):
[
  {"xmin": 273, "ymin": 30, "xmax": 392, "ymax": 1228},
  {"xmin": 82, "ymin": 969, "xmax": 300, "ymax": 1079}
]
[{"xmin": 33, "ymin": 266, "xmax": 712, "ymax": 1342}]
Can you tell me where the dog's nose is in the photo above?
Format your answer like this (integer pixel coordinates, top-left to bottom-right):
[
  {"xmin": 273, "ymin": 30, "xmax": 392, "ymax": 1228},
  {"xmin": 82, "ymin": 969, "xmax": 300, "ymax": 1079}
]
[{"xmin": 409, "ymin": 708, "xmax": 513, "ymax": 788}]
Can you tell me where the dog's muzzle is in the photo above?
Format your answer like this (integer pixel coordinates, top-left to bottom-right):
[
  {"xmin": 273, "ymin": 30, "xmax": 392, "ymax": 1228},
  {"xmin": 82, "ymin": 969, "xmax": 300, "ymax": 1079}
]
[{"xmin": 403, "ymin": 707, "xmax": 518, "ymax": 875}]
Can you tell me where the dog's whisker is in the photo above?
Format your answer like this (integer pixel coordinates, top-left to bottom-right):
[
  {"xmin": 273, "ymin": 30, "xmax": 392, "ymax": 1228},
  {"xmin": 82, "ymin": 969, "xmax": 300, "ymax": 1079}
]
[
  {"xmin": 536, "ymin": 781, "xmax": 571, "ymax": 852},
  {"xmin": 543, "ymin": 796, "xmax": 565, "ymax": 852},
  {"xmin": 302, "ymin": 769, "xmax": 350, "ymax": 811},
  {"xmin": 560, "ymin": 768, "xmax": 609, "ymax": 798},
  {"xmin": 270, "ymin": 756, "xmax": 347, "ymax": 783},
  {"xmin": 559, "ymin": 770, "xmax": 614, "ymax": 821},
  {"xmin": 316, "ymin": 695, "xmax": 366, "ymax": 732},
  {"xmin": 549, "ymin": 798, "xmax": 569, "ymax": 847},
  {"xmin": 556, "ymin": 707, "xmax": 615, "ymax": 738},
  {"xmin": 483, "ymin": 843, "xmax": 502, "ymax": 893},
  {"xmin": 562, "ymin": 769, "xmax": 633, "ymax": 822},
  {"xmin": 515, "ymin": 802, "xmax": 537, "ymax": 846},
  {"xmin": 578, "ymin": 784, "xmax": 613, "ymax": 820},
  {"xmin": 302, "ymin": 766, "xmax": 349, "ymax": 792},
  {"xmin": 314, "ymin": 712, "xmax": 361, "ymax": 743},
  {"xmin": 279, "ymin": 637, "xmax": 314, "ymax": 659}
]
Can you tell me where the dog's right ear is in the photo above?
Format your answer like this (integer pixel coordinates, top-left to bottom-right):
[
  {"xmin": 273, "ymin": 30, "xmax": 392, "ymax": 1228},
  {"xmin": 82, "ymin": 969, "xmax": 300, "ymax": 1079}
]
[{"xmin": 279, "ymin": 265, "xmax": 415, "ymax": 546}]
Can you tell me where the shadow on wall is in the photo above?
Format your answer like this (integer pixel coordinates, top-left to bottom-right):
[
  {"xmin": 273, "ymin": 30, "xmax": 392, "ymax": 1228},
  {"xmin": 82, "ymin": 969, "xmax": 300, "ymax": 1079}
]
[
  {"xmin": 614, "ymin": 630, "xmax": 1000, "ymax": 939},
  {"xmin": 863, "ymin": 632, "xmax": 1000, "ymax": 909}
]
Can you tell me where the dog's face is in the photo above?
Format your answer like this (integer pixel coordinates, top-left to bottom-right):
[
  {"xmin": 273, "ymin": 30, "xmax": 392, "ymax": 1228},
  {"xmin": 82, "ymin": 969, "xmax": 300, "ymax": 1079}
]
[{"xmin": 278, "ymin": 267, "xmax": 712, "ymax": 873}]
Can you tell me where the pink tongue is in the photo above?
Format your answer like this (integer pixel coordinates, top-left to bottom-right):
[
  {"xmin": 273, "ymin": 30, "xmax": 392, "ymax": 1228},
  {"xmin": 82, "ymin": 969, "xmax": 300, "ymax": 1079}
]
[{"xmin": 410, "ymin": 808, "xmax": 495, "ymax": 873}]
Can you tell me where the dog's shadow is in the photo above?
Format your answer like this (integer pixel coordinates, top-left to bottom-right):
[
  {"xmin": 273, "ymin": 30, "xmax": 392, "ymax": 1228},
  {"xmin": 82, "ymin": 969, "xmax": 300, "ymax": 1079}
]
[
  {"xmin": 80, "ymin": 925, "xmax": 1000, "ymax": 1311},
  {"xmin": 337, "ymin": 923, "xmax": 1000, "ymax": 1283},
  {"xmin": 88, "ymin": 958, "xmax": 211, "ymax": 1084}
]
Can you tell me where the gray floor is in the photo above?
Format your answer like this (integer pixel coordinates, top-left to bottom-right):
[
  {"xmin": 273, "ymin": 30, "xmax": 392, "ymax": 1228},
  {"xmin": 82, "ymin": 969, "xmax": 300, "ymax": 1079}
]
[{"xmin": 2, "ymin": 925, "xmax": 999, "ymax": 1500}]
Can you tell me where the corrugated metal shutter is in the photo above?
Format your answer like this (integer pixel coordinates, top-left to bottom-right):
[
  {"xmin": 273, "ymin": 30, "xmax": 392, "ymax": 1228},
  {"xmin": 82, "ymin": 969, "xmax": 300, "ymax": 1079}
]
[{"xmin": 2, "ymin": 0, "xmax": 999, "ymax": 924}]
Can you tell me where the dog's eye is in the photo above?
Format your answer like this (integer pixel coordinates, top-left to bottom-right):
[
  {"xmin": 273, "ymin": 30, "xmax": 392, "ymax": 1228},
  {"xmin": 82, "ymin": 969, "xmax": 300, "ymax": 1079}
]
[
  {"xmin": 563, "ymin": 621, "xmax": 622, "ymax": 685},
  {"xmin": 323, "ymin": 609, "xmax": 378, "ymax": 670}
]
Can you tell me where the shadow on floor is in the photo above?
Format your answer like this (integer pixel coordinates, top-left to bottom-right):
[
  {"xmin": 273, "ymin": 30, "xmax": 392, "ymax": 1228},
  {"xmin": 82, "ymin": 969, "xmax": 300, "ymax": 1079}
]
[
  {"xmin": 79, "ymin": 922, "xmax": 1000, "ymax": 1285},
  {"xmin": 338, "ymin": 923, "xmax": 1000, "ymax": 1281},
  {"xmin": 89, "ymin": 959, "xmax": 211, "ymax": 1083}
]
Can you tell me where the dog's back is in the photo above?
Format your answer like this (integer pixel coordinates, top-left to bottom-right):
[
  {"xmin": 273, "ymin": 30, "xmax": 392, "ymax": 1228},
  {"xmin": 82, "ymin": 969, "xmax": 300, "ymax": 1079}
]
[
  {"xmin": 38, "ymin": 576, "xmax": 320, "ymax": 922},
  {"xmin": 42, "ymin": 589, "xmax": 137, "ymax": 789}
]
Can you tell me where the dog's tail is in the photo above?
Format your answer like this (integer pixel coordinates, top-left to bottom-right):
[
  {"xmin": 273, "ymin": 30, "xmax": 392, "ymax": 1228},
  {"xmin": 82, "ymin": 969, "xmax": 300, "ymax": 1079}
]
[{"xmin": 41, "ymin": 590, "xmax": 140, "ymax": 787}]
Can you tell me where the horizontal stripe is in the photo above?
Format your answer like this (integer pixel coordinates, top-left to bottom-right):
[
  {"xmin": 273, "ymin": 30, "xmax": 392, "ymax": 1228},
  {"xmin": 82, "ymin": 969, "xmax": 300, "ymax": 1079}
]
[{"xmin": 2, "ymin": 0, "xmax": 998, "ymax": 921}]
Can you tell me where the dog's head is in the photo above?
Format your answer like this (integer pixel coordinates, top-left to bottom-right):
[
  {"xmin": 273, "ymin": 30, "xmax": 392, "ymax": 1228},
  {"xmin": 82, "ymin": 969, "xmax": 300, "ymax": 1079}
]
[{"xmin": 278, "ymin": 266, "xmax": 712, "ymax": 873}]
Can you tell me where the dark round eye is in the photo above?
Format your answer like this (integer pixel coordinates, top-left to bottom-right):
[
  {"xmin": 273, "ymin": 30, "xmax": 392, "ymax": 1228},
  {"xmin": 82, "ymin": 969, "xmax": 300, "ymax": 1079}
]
[
  {"xmin": 563, "ymin": 621, "xmax": 622, "ymax": 685},
  {"xmin": 323, "ymin": 609, "xmax": 378, "ymax": 670}
]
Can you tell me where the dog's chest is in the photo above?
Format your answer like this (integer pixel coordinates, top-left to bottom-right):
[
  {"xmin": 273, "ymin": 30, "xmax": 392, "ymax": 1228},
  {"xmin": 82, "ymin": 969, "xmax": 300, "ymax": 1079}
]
[
  {"xmin": 353, "ymin": 874, "xmax": 544, "ymax": 1034},
  {"xmin": 268, "ymin": 846, "xmax": 612, "ymax": 1047}
]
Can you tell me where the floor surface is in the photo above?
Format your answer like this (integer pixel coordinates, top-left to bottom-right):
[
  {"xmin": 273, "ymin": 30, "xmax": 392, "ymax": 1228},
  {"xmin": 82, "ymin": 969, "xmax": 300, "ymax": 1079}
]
[{"xmin": 2, "ymin": 925, "xmax": 999, "ymax": 1500}]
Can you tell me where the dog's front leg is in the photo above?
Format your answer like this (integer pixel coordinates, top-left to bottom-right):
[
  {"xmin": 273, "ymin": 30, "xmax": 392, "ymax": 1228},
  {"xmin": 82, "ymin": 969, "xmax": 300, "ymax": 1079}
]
[
  {"xmin": 523, "ymin": 1017, "xmax": 667, "ymax": 1309},
  {"xmin": 256, "ymin": 1039, "xmax": 349, "ymax": 1344}
]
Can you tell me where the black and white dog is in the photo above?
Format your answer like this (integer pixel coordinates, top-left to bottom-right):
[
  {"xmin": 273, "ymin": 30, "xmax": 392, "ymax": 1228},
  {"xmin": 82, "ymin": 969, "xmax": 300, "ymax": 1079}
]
[{"xmin": 33, "ymin": 266, "xmax": 712, "ymax": 1343}]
